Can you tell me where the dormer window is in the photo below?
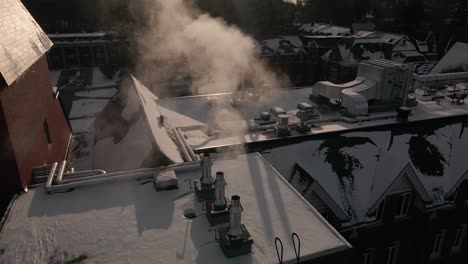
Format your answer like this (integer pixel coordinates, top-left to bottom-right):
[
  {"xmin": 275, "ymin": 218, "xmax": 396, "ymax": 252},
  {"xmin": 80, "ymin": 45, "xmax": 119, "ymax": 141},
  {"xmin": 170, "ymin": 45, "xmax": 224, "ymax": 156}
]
[
  {"xmin": 376, "ymin": 199, "xmax": 386, "ymax": 221},
  {"xmin": 362, "ymin": 248, "xmax": 375, "ymax": 264},
  {"xmin": 396, "ymin": 192, "xmax": 412, "ymax": 218},
  {"xmin": 452, "ymin": 224, "xmax": 467, "ymax": 252},
  {"xmin": 431, "ymin": 229, "xmax": 446, "ymax": 258}
]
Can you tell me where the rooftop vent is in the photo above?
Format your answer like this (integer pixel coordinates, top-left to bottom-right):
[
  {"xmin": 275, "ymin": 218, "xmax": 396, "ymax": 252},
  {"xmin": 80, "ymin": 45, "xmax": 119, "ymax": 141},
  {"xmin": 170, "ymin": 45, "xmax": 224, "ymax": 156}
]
[
  {"xmin": 218, "ymin": 195, "xmax": 253, "ymax": 257},
  {"xmin": 206, "ymin": 171, "xmax": 229, "ymax": 225},
  {"xmin": 154, "ymin": 170, "xmax": 178, "ymax": 191},
  {"xmin": 276, "ymin": 114, "xmax": 290, "ymax": 137},
  {"xmin": 195, "ymin": 154, "xmax": 215, "ymax": 201}
]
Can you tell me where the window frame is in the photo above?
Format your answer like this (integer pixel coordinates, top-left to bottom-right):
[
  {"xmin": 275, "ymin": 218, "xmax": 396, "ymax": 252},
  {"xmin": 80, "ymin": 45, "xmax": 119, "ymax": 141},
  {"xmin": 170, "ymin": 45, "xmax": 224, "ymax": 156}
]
[
  {"xmin": 362, "ymin": 248, "xmax": 375, "ymax": 264},
  {"xmin": 396, "ymin": 192, "xmax": 412, "ymax": 218},
  {"xmin": 385, "ymin": 241, "xmax": 400, "ymax": 264},
  {"xmin": 376, "ymin": 199, "xmax": 386, "ymax": 221},
  {"xmin": 319, "ymin": 209, "xmax": 330, "ymax": 221},
  {"xmin": 452, "ymin": 224, "xmax": 467, "ymax": 252},
  {"xmin": 431, "ymin": 229, "xmax": 447, "ymax": 258},
  {"xmin": 43, "ymin": 119, "xmax": 52, "ymax": 147}
]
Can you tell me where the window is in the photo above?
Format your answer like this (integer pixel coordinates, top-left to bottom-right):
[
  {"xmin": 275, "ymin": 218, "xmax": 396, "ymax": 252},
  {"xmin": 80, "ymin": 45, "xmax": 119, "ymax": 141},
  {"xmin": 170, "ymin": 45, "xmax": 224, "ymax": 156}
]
[
  {"xmin": 362, "ymin": 248, "xmax": 375, "ymax": 264},
  {"xmin": 43, "ymin": 119, "xmax": 52, "ymax": 145},
  {"xmin": 376, "ymin": 199, "xmax": 386, "ymax": 221},
  {"xmin": 452, "ymin": 225, "xmax": 467, "ymax": 251},
  {"xmin": 385, "ymin": 242, "xmax": 400, "ymax": 264},
  {"xmin": 396, "ymin": 192, "xmax": 412, "ymax": 218},
  {"xmin": 431, "ymin": 229, "xmax": 446, "ymax": 257},
  {"xmin": 319, "ymin": 209, "xmax": 329, "ymax": 221}
]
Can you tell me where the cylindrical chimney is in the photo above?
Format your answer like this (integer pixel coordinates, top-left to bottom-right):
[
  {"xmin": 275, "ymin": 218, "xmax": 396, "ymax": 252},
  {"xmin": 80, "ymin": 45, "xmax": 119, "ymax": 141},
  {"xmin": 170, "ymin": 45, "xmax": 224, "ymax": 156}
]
[
  {"xmin": 228, "ymin": 195, "xmax": 243, "ymax": 239},
  {"xmin": 200, "ymin": 154, "xmax": 213, "ymax": 186},
  {"xmin": 214, "ymin": 172, "xmax": 227, "ymax": 211}
]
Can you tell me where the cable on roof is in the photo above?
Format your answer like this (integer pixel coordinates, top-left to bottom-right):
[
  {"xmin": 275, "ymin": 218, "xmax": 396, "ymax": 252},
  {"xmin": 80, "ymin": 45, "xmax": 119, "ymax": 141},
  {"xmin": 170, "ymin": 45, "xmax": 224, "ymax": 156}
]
[
  {"xmin": 275, "ymin": 237, "xmax": 283, "ymax": 264},
  {"xmin": 292, "ymin": 232, "xmax": 301, "ymax": 263}
]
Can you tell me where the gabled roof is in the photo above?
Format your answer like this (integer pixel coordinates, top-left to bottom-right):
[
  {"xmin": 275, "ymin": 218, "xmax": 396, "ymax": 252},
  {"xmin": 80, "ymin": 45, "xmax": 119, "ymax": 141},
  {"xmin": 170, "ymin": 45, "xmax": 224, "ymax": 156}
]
[
  {"xmin": 430, "ymin": 42, "xmax": 468, "ymax": 74},
  {"xmin": 0, "ymin": 0, "xmax": 52, "ymax": 85},
  {"xmin": 92, "ymin": 76, "xmax": 183, "ymax": 172},
  {"xmin": 263, "ymin": 119, "xmax": 468, "ymax": 224},
  {"xmin": 261, "ymin": 36, "xmax": 305, "ymax": 56}
]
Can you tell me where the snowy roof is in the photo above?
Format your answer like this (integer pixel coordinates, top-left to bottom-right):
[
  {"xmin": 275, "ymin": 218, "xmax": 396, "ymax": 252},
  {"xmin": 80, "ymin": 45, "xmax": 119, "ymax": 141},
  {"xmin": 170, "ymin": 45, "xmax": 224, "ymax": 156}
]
[
  {"xmin": 92, "ymin": 76, "xmax": 183, "ymax": 172},
  {"xmin": 326, "ymin": 36, "xmax": 426, "ymax": 64},
  {"xmin": 47, "ymin": 32, "xmax": 107, "ymax": 39},
  {"xmin": 263, "ymin": 119, "xmax": 468, "ymax": 224},
  {"xmin": 430, "ymin": 42, "xmax": 468, "ymax": 74},
  {"xmin": 261, "ymin": 36, "xmax": 304, "ymax": 55},
  {"xmin": 154, "ymin": 84, "xmax": 468, "ymax": 153},
  {"xmin": 0, "ymin": 153, "xmax": 351, "ymax": 263},
  {"xmin": 0, "ymin": 0, "xmax": 52, "ymax": 85},
  {"xmin": 299, "ymin": 23, "xmax": 351, "ymax": 37}
]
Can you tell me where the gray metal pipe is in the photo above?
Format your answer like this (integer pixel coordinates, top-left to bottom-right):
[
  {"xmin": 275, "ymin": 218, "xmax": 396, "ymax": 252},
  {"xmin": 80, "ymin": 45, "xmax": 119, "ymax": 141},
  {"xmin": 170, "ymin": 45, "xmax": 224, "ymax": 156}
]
[
  {"xmin": 173, "ymin": 127, "xmax": 192, "ymax": 162},
  {"xmin": 45, "ymin": 160, "xmax": 201, "ymax": 193},
  {"xmin": 176, "ymin": 128, "xmax": 199, "ymax": 161},
  {"xmin": 45, "ymin": 162, "xmax": 58, "ymax": 189},
  {"xmin": 54, "ymin": 161, "xmax": 67, "ymax": 184}
]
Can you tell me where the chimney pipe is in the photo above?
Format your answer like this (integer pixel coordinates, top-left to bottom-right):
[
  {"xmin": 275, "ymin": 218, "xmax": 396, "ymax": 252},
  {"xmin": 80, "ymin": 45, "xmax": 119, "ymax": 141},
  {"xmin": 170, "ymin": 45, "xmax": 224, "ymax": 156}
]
[
  {"xmin": 228, "ymin": 195, "xmax": 243, "ymax": 239},
  {"xmin": 214, "ymin": 172, "xmax": 227, "ymax": 211},
  {"xmin": 200, "ymin": 154, "xmax": 213, "ymax": 187}
]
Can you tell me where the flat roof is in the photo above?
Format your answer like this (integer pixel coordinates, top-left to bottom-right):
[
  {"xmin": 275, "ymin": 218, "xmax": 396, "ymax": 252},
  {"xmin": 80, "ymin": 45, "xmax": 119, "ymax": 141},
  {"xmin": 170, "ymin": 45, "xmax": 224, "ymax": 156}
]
[
  {"xmin": 0, "ymin": 153, "xmax": 350, "ymax": 263},
  {"xmin": 156, "ymin": 87, "xmax": 468, "ymax": 152}
]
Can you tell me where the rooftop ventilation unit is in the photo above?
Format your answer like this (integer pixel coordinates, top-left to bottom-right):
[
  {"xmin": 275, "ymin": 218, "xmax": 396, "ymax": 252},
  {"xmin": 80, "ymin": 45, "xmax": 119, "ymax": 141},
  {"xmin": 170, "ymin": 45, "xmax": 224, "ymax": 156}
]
[
  {"xmin": 195, "ymin": 154, "xmax": 215, "ymax": 201},
  {"xmin": 154, "ymin": 170, "xmax": 178, "ymax": 191},
  {"xmin": 206, "ymin": 171, "xmax": 230, "ymax": 225},
  {"xmin": 218, "ymin": 195, "xmax": 253, "ymax": 257},
  {"xmin": 276, "ymin": 114, "xmax": 290, "ymax": 137}
]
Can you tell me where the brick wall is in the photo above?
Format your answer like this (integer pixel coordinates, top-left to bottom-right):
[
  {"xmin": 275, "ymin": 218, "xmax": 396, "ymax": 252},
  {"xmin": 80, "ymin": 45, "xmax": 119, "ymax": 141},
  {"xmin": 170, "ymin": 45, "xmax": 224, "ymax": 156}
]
[{"xmin": 0, "ymin": 55, "xmax": 70, "ymax": 191}]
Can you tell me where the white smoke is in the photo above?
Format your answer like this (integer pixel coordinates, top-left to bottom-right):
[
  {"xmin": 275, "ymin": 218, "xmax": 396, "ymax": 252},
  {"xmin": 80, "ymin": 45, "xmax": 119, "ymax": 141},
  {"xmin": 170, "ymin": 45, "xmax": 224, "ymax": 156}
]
[{"xmin": 133, "ymin": 0, "xmax": 287, "ymax": 95}]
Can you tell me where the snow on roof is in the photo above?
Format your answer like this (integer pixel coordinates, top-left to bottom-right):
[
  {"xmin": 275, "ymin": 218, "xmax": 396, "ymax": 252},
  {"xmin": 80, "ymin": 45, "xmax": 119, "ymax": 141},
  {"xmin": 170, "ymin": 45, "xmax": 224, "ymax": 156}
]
[
  {"xmin": 154, "ymin": 84, "xmax": 468, "ymax": 152},
  {"xmin": 0, "ymin": 0, "xmax": 52, "ymax": 85},
  {"xmin": 263, "ymin": 120, "xmax": 468, "ymax": 223},
  {"xmin": 261, "ymin": 36, "xmax": 304, "ymax": 55},
  {"xmin": 47, "ymin": 32, "xmax": 107, "ymax": 38},
  {"xmin": 92, "ymin": 68, "xmax": 120, "ymax": 88},
  {"xmin": 69, "ymin": 98, "xmax": 111, "ymax": 119},
  {"xmin": 430, "ymin": 42, "xmax": 468, "ymax": 74},
  {"xmin": 92, "ymin": 76, "xmax": 183, "ymax": 172},
  {"xmin": 299, "ymin": 23, "xmax": 351, "ymax": 37},
  {"xmin": 299, "ymin": 23, "xmax": 330, "ymax": 34},
  {"xmin": 0, "ymin": 153, "xmax": 350, "ymax": 264}
]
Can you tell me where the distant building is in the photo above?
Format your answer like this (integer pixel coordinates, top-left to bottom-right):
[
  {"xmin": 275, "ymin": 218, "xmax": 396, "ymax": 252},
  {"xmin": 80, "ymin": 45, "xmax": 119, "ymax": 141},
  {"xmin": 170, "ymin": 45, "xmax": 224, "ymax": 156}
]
[
  {"xmin": 46, "ymin": 32, "xmax": 125, "ymax": 69},
  {"xmin": 321, "ymin": 31, "xmax": 437, "ymax": 83},
  {"xmin": 0, "ymin": 0, "xmax": 70, "ymax": 212},
  {"xmin": 260, "ymin": 36, "xmax": 307, "ymax": 85},
  {"xmin": 261, "ymin": 24, "xmax": 436, "ymax": 86}
]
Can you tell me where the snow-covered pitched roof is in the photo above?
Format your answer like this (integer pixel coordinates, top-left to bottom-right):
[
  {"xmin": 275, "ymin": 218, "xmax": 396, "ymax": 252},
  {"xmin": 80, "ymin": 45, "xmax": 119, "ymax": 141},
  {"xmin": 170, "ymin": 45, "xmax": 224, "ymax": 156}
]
[
  {"xmin": 0, "ymin": 153, "xmax": 351, "ymax": 263},
  {"xmin": 92, "ymin": 76, "xmax": 183, "ymax": 172},
  {"xmin": 263, "ymin": 119, "xmax": 468, "ymax": 223},
  {"xmin": 0, "ymin": 0, "xmax": 52, "ymax": 85},
  {"xmin": 430, "ymin": 42, "xmax": 468, "ymax": 74},
  {"xmin": 47, "ymin": 32, "xmax": 107, "ymax": 39},
  {"xmin": 299, "ymin": 23, "xmax": 351, "ymax": 37},
  {"xmin": 261, "ymin": 36, "xmax": 304, "ymax": 55}
]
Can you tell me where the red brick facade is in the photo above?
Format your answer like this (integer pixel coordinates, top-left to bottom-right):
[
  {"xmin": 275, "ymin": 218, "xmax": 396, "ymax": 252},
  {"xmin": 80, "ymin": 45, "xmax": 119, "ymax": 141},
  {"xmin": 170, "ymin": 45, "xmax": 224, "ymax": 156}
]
[{"xmin": 0, "ymin": 55, "xmax": 70, "ymax": 194}]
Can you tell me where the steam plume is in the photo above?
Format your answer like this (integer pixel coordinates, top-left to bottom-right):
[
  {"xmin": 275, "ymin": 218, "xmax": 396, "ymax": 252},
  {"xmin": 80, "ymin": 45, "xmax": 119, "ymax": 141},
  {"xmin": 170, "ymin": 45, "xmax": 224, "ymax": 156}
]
[{"xmin": 131, "ymin": 0, "xmax": 286, "ymax": 95}]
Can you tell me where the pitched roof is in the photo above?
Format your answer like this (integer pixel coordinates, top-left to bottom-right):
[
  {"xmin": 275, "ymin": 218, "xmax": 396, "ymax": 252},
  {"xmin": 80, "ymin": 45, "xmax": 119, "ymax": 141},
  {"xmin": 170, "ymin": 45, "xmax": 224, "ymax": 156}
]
[
  {"xmin": 261, "ymin": 36, "xmax": 304, "ymax": 55},
  {"xmin": 430, "ymin": 42, "xmax": 468, "ymax": 74},
  {"xmin": 0, "ymin": 0, "xmax": 52, "ymax": 85},
  {"xmin": 263, "ymin": 119, "xmax": 468, "ymax": 224},
  {"xmin": 92, "ymin": 76, "xmax": 184, "ymax": 172}
]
